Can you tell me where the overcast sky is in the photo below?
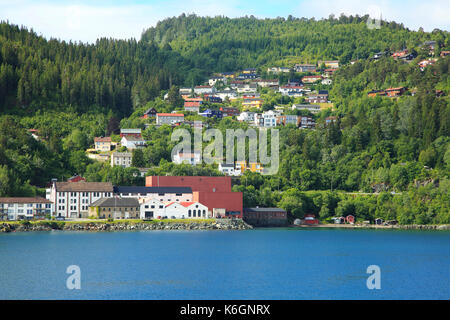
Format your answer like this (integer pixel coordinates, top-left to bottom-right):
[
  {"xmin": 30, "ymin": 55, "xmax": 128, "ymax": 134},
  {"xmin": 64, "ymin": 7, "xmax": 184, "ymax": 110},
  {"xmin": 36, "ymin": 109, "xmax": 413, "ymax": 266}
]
[{"xmin": 1, "ymin": 0, "xmax": 448, "ymax": 43}]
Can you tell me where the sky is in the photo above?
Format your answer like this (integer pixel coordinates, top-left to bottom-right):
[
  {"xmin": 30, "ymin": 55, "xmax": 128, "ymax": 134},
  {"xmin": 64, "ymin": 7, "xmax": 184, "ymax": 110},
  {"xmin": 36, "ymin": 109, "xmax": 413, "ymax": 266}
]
[{"xmin": 0, "ymin": 0, "xmax": 449, "ymax": 43}]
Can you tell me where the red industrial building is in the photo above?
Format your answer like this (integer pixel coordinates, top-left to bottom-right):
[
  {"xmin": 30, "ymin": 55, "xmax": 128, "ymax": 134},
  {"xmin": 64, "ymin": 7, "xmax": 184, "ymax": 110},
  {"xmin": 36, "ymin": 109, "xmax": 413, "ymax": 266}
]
[{"xmin": 146, "ymin": 176, "xmax": 243, "ymax": 218}]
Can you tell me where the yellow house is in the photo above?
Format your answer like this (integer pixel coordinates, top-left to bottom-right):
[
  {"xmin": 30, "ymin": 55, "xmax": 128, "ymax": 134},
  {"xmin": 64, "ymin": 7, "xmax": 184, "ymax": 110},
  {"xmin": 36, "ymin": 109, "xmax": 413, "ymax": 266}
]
[
  {"xmin": 94, "ymin": 137, "xmax": 112, "ymax": 152},
  {"xmin": 235, "ymin": 161, "xmax": 264, "ymax": 174},
  {"xmin": 242, "ymin": 98, "xmax": 264, "ymax": 109}
]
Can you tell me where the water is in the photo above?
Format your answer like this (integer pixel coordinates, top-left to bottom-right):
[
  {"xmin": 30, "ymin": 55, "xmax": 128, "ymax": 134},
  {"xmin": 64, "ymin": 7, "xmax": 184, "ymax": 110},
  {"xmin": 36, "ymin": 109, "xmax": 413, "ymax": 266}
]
[{"xmin": 0, "ymin": 228, "xmax": 449, "ymax": 299}]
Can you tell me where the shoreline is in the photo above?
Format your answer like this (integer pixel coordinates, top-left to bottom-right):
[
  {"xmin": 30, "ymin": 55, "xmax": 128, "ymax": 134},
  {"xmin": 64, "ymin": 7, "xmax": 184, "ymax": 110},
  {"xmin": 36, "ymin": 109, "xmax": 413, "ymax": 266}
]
[
  {"xmin": 288, "ymin": 223, "xmax": 450, "ymax": 230},
  {"xmin": 1, "ymin": 219, "xmax": 449, "ymax": 232}
]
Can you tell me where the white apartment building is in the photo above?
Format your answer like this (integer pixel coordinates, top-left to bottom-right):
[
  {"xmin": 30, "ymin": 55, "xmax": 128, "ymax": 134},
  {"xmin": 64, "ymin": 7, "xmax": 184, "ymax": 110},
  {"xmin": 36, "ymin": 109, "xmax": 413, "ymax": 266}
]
[
  {"xmin": 0, "ymin": 197, "xmax": 53, "ymax": 220},
  {"xmin": 111, "ymin": 152, "xmax": 132, "ymax": 167},
  {"xmin": 237, "ymin": 111, "xmax": 256, "ymax": 122},
  {"xmin": 165, "ymin": 202, "xmax": 209, "ymax": 219},
  {"xmin": 47, "ymin": 181, "xmax": 114, "ymax": 218}
]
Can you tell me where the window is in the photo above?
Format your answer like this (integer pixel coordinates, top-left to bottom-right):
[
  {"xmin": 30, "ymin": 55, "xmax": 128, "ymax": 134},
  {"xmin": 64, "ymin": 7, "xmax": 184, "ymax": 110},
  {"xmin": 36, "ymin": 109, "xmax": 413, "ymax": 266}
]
[
  {"xmin": 193, "ymin": 210, "xmax": 196, "ymax": 217},
  {"xmin": 188, "ymin": 210, "xmax": 191, "ymax": 217},
  {"xmin": 150, "ymin": 205, "xmax": 154, "ymax": 209},
  {"xmin": 159, "ymin": 205, "xmax": 163, "ymax": 209}
]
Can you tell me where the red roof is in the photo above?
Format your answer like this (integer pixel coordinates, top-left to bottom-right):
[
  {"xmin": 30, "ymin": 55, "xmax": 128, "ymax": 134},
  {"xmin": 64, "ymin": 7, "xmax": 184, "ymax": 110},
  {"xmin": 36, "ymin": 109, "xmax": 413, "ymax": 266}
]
[
  {"xmin": 184, "ymin": 102, "xmax": 201, "ymax": 107},
  {"xmin": 94, "ymin": 137, "xmax": 111, "ymax": 142},
  {"xmin": 157, "ymin": 113, "xmax": 184, "ymax": 117},
  {"xmin": 180, "ymin": 202, "xmax": 196, "ymax": 207}
]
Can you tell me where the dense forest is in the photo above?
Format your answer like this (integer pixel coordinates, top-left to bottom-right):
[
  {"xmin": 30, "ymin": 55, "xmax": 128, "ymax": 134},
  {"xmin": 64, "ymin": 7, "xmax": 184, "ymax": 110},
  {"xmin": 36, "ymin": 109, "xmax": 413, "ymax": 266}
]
[{"xmin": 0, "ymin": 15, "xmax": 448, "ymax": 223}]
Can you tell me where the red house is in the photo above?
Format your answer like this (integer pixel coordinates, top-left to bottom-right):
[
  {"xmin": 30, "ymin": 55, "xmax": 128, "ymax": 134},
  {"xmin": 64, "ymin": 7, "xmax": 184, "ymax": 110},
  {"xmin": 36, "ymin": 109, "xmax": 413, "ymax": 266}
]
[
  {"xmin": 346, "ymin": 215, "xmax": 355, "ymax": 224},
  {"xmin": 67, "ymin": 175, "xmax": 86, "ymax": 183},
  {"xmin": 146, "ymin": 176, "xmax": 243, "ymax": 218},
  {"xmin": 303, "ymin": 214, "xmax": 319, "ymax": 225}
]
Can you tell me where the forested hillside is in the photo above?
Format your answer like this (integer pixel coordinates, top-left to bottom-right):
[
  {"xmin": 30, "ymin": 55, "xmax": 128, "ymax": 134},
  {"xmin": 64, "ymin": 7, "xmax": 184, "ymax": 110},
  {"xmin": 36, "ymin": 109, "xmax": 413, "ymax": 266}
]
[{"xmin": 142, "ymin": 14, "xmax": 447, "ymax": 71}]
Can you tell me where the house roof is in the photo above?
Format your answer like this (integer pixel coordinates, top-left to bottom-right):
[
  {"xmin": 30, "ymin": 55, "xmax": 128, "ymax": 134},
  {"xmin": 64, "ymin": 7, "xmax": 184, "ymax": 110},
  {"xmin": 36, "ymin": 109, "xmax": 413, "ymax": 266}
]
[
  {"xmin": 89, "ymin": 197, "xmax": 139, "ymax": 207},
  {"xmin": 244, "ymin": 207, "xmax": 286, "ymax": 213},
  {"xmin": 94, "ymin": 137, "xmax": 111, "ymax": 143},
  {"xmin": 114, "ymin": 186, "xmax": 192, "ymax": 194},
  {"xmin": 0, "ymin": 197, "xmax": 52, "ymax": 204},
  {"xmin": 120, "ymin": 128, "xmax": 141, "ymax": 134},
  {"xmin": 157, "ymin": 113, "xmax": 184, "ymax": 117},
  {"xmin": 122, "ymin": 136, "xmax": 144, "ymax": 142},
  {"xmin": 55, "ymin": 181, "xmax": 113, "ymax": 192},
  {"xmin": 184, "ymin": 102, "xmax": 201, "ymax": 107}
]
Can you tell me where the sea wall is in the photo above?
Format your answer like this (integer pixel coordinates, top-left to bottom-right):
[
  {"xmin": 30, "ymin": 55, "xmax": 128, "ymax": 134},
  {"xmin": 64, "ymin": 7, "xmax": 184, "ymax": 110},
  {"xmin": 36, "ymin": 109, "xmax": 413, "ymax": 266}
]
[{"xmin": 0, "ymin": 219, "xmax": 253, "ymax": 233}]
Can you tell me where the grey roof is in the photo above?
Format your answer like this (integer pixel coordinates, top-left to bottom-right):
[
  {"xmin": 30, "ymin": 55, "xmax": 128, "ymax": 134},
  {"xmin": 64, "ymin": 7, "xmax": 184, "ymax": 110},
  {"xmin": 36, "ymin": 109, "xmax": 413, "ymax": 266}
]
[
  {"xmin": 244, "ymin": 207, "xmax": 286, "ymax": 213},
  {"xmin": 89, "ymin": 197, "xmax": 139, "ymax": 207},
  {"xmin": 113, "ymin": 186, "xmax": 192, "ymax": 194},
  {"xmin": 55, "ymin": 181, "xmax": 113, "ymax": 192}
]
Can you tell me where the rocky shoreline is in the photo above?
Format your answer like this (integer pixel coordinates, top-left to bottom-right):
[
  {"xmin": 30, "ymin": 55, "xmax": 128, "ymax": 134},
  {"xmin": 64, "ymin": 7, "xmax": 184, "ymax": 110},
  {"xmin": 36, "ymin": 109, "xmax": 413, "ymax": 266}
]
[
  {"xmin": 0, "ymin": 219, "xmax": 253, "ymax": 233},
  {"xmin": 291, "ymin": 223, "xmax": 450, "ymax": 230}
]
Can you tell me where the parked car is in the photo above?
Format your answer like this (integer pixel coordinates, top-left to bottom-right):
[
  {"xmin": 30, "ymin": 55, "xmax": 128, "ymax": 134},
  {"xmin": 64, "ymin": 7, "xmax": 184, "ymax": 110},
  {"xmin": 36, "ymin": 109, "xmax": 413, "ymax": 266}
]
[
  {"xmin": 170, "ymin": 216, "xmax": 176, "ymax": 219},
  {"xmin": 55, "ymin": 216, "xmax": 65, "ymax": 221}
]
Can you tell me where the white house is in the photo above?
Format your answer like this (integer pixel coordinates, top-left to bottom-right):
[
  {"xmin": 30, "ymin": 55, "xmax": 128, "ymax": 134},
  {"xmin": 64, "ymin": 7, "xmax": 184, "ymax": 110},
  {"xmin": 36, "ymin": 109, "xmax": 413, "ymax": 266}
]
[
  {"xmin": 156, "ymin": 113, "xmax": 184, "ymax": 125},
  {"xmin": 218, "ymin": 163, "xmax": 242, "ymax": 176},
  {"xmin": 237, "ymin": 111, "xmax": 256, "ymax": 122},
  {"xmin": 121, "ymin": 136, "xmax": 146, "ymax": 150},
  {"xmin": 172, "ymin": 151, "xmax": 201, "ymax": 165},
  {"xmin": 208, "ymin": 76, "xmax": 228, "ymax": 86},
  {"xmin": 262, "ymin": 110, "xmax": 281, "ymax": 127},
  {"xmin": 194, "ymin": 85, "xmax": 216, "ymax": 95},
  {"xmin": 140, "ymin": 199, "xmax": 166, "ymax": 219}
]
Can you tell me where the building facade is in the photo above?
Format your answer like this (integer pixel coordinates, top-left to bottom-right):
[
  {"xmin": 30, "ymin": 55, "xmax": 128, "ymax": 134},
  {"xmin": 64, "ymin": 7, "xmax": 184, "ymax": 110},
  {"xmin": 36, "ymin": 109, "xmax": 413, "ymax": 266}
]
[
  {"xmin": 47, "ymin": 181, "xmax": 114, "ymax": 218},
  {"xmin": 0, "ymin": 197, "xmax": 53, "ymax": 220},
  {"xmin": 111, "ymin": 152, "xmax": 132, "ymax": 167}
]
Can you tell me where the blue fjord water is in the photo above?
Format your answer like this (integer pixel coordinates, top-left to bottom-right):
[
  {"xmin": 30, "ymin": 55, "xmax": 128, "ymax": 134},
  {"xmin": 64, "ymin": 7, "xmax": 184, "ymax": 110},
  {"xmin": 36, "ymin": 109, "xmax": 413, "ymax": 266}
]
[{"xmin": 0, "ymin": 228, "xmax": 449, "ymax": 299}]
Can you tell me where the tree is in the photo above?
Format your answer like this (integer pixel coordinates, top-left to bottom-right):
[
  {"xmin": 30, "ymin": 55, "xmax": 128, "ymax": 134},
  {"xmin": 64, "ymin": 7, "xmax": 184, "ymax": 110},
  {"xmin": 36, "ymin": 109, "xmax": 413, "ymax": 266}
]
[{"xmin": 132, "ymin": 149, "xmax": 146, "ymax": 168}]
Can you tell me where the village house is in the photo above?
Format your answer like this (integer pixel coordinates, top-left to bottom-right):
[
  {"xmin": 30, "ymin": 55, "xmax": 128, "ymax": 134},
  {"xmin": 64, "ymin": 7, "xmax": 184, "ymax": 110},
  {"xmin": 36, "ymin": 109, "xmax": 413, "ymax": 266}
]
[
  {"xmin": 179, "ymin": 87, "xmax": 192, "ymax": 97},
  {"xmin": 28, "ymin": 129, "xmax": 40, "ymax": 140},
  {"xmin": 440, "ymin": 51, "xmax": 450, "ymax": 57},
  {"xmin": 277, "ymin": 115, "xmax": 299, "ymax": 126},
  {"xmin": 242, "ymin": 68, "xmax": 257, "ymax": 74},
  {"xmin": 218, "ymin": 163, "xmax": 242, "ymax": 176},
  {"xmin": 267, "ymin": 67, "xmax": 290, "ymax": 74},
  {"xmin": 172, "ymin": 150, "xmax": 201, "ymax": 165},
  {"xmin": 318, "ymin": 60, "xmax": 339, "ymax": 69},
  {"xmin": 294, "ymin": 64, "xmax": 316, "ymax": 73},
  {"xmin": 88, "ymin": 197, "xmax": 140, "ymax": 219},
  {"xmin": 279, "ymin": 85, "xmax": 308, "ymax": 97},
  {"xmin": 199, "ymin": 109, "xmax": 223, "ymax": 118},
  {"xmin": 219, "ymin": 107, "xmax": 240, "ymax": 117},
  {"xmin": 194, "ymin": 85, "xmax": 216, "ymax": 95},
  {"xmin": 141, "ymin": 107, "xmax": 157, "ymax": 119},
  {"xmin": 385, "ymin": 87, "xmax": 407, "ymax": 97},
  {"xmin": 242, "ymin": 97, "xmax": 264, "ymax": 109},
  {"xmin": 47, "ymin": 180, "xmax": 114, "ymax": 218},
  {"xmin": 184, "ymin": 101, "xmax": 201, "ymax": 113},
  {"xmin": 215, "ymin": 89, "xmax": 238, "ymax": 101},
  {"xmin": 302, "ymin": 75, "xmax": 323, "ymax": 84},
  {"xmin": 243, "ymin": 207, "xmax": 287, "ymax": 227},
  {"xmin": 418, "ymin": 58, "xmax": 437, "ymax": 70},
  {"xmin": 0, "ymin": 197, "xmax": 53, "ymax": 220},
  {"xmin": 219, "ymin": 72, "xmax": 235, "ymax": 78},
  {"xmin": 204, "ymin": 95, "xmax": 222, "ymax": 103},
  {"xmin": 306, "ymin": 93, "xmax": 328, "ymax": 104},
  {"xmin": 325, "ymin": 116, "xmax": 338, "ymax": 125},
  {"xmin": 120, "ymin": 136, "xmax": 146, "ymax": 150},
  {"xmin": 208, "ymin": 76, "xmax": 228, "ymax": 86},
  {"xmin": 236, "ymin": 73, "xmax": 258, "ymax": 80},
  {"xmin": 94, "ymin": 137, "xmax": 112, "ymax": 152},
  {"xmin": 292, "ymin": 104, "xmax": 321, "ymax": 113},
  {"xmin": 156, "ymin": 113, "xmax": 184, "ymax": 125},
  {"xmin": 236, "ymin": 83, "xmax": 258, "ymax": 93},
  {"xmin": 120, "ymin": 128, "xmax": 142, "ymax": 138},
  {"xmin": 321, "ymin": 78, "xmax": 333, "ymax": 85},
  {"xmin": 110, "ymin": 152, "xmax": 132, "ymax": 168},
  {"xmin": 253, "ymin": 79, "xmax": 279, "ymax": 87},
  {"xmin": 367, "ymin": 89, "xmax": 386, "ymax": 97},
  {"xmin": 237, "ymin": 111, "xmax": 256, "ymax": 122},
  {"xmin": 299, "ymin": 116, "xmax": 316, "ymax": 129}
]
